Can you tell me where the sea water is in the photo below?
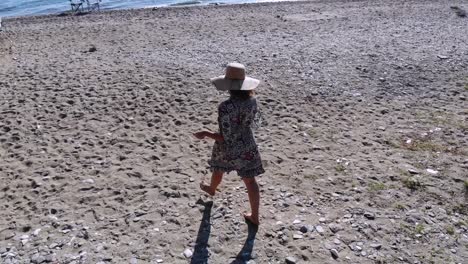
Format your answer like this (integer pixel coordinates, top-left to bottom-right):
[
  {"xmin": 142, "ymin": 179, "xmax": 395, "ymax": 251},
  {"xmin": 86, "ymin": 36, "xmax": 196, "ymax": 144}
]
[{"xmin": 0, "ymin": 0, "xmax": 281, "ymax": 18}]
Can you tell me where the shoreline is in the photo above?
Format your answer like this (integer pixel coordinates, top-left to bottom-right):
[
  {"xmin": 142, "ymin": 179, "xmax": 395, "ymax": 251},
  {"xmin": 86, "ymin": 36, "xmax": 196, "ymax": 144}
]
[{"xmin": 1, "ymin": 0, "xmax": 302, "ymax": 21}]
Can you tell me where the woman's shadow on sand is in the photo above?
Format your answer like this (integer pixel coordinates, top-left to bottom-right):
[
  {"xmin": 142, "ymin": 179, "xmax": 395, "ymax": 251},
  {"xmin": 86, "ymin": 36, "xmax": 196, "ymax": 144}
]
[{"xmin": 190, "ymin": 198, "xmax": 258, "ymax": 264}]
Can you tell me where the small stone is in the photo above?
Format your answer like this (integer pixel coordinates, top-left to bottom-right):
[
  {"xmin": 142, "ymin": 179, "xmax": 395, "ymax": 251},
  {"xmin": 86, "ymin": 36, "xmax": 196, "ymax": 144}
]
[
  {"xmin": 285, "ymin": 256, "xmax": 297, "ymax": 264},
  {"xmin": 83, "ymin": 179, "xmax": 94, "ymax": 184},
  {"xmin": 130, "ymin": 257, "xmax": 138, "ymax": 264},
  {"xmin": 333, "ymin": 238, "xmax": 341, "ymax": 245},
  {"xmin": 4, "ymin": 252, "xmax": 16, "ymax": 260},
  {"xmin": 315, "ymin": 225, "xmax": 325, "ymax": 234},
  {"xmin": 49, "ymin": 243, "xmax": 59, "ymax": 249},
  {"xmin": 89, "ymin": 45, "xmax": 97, "ymax": 52},
  {"xmin": 330, "ymin": 248, "xmax": 339, "ymax": 259},
  {"xmin": 361, "ymin": 251, "xmax": 367, "ymax": 257},
  {"xmin": 33, "ymin": 228, "xmax": 41, "ymax": 236},
  {"xmin": 407, "ymin": 169, "xmax": 419, "ymax": 175},
  {"xmin": 156, "ymin": 259, "xmax": 163, "ymax": 263},
  {"xmin": 312, "ymin": 145, "xmax": 323, "ymax": 150},
  {"xmin": 426, "ymin": 169, "xmax": 438, "ymax": 175},
  {"xmin": 293, "ymin": 234, "xmax": 303, "ymax": 240},
  {"xmin": 299, "ymin": 225, "xmax": 309, "ymax": 233},
  {"xmin": 450, "ymin": 249, "xmax": 456, "ymax": 254},
  {"xmin": 183, "ymin": 248, "xmax": 193, "ymax": 258},
  {"xmin": 293, "ymin": 219, "xmax": 301, "ymax": 224},
  {"xmin": 355, "ymin": 246, "xmax": 362, "ymax": 251},
  {"xmin": 319, "ymin": 217, "xmax": 326, "ymax": 223},
  {"xmin": 45, "ymin": 255, "xmax": 54, "ymax": 262},
  {"xmin": 31, "ymin": 254, "xmax": 46, "ymax": 264},
  {"xmin": 437, "ymin": 55, "xmax": 448, "ymax": 59},
  {"xmin": 370, "ymin": 243, "xmax": 382, "ymax": 250},
  {"xmin": 328, "ymin": 223, "xmax": 343, "ymax": 233},
  {"xmin": 364, "ymin": 212, "xmax": 375, "ymax": 220}
]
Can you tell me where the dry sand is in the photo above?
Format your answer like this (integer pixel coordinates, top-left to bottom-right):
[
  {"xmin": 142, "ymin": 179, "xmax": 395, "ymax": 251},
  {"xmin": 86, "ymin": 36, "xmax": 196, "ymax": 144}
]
[{"xmin": 0, "ymin": 0, "xmax": 467, "ymax": 263}]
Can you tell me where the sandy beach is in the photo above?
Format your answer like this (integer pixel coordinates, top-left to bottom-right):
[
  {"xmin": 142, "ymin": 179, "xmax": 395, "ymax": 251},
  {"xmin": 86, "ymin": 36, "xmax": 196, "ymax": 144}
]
[{"xmin": 0, "ymin": 0, "xmax": 467, "ymax": 263}]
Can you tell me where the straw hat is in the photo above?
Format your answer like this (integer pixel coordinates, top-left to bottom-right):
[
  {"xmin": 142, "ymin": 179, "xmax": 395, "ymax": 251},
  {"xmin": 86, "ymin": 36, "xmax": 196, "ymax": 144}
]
[{"xmin": 210, "ymin": 63, "xmax": 260, "ymax": 91}]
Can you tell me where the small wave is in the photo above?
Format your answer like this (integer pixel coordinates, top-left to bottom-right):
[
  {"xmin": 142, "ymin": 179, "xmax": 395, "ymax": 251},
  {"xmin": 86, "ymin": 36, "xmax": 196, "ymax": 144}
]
[{"xmin": 0, "ymin": 6, "xmax": 16, "ymax": 14}]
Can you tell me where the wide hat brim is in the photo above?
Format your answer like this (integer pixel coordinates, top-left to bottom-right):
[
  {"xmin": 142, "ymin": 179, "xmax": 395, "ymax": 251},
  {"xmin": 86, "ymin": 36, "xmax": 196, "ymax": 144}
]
[{"xmin": 210, "ymin": 76, "xmax": 260, "ymax": 91}]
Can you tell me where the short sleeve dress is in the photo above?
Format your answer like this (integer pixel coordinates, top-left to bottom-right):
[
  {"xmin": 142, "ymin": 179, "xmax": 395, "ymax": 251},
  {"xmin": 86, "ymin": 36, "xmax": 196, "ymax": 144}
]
[{"xmin": 208, "ymin": 97, "xmax": 265, "ymax": 178}]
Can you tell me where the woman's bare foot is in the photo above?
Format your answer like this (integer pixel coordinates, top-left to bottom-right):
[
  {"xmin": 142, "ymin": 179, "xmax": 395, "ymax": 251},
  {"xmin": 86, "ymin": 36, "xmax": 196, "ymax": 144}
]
[
  {"xmin": 243, "ymin": 213, "xmax": 259, "ymax": 226},
  {"xmin": 200, "ymin": 183, "xmax": 215, "ymax": 196}
]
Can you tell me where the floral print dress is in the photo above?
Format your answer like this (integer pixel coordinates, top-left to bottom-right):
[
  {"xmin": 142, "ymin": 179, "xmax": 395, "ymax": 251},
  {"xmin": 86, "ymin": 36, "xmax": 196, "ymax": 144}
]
[{"xmin": 208, "ymin": 97, "xmax": 265, "ymax": 178}]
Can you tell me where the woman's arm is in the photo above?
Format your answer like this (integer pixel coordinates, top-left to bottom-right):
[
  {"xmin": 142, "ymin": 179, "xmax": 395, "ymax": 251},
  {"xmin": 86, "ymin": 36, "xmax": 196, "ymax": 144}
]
[{"xmin": 193, "ymin": 131, "xmax": 224, "ymax": 142}]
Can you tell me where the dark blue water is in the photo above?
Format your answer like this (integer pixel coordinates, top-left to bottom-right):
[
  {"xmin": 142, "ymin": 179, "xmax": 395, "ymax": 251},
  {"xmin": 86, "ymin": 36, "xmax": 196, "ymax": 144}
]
[{"xmin": 0, "ymin": 0, "xmax": 280, "ymax": 18}]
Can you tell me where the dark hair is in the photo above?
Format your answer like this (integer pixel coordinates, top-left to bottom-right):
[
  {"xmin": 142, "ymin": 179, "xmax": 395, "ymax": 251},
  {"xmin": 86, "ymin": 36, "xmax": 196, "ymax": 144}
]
[{"xmin": 229, "ymin": 90, "xmax": 255, "ymax": 100}]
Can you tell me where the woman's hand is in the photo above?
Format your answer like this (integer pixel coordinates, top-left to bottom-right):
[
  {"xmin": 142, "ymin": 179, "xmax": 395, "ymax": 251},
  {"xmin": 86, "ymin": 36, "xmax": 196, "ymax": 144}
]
[
  {"xmin": 194, "ymin": 131, "xmax": 210, "ymax": 139},
  {"xmin": 194, "ymin": 131, "xmax": 224, "ymax": 142}
]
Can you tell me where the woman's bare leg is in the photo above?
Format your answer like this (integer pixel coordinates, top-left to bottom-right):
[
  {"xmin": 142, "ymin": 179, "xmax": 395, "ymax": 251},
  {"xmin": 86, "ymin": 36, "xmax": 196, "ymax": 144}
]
[
  {"xmin": 200, "ymin": 170, "xmax": 224, "ymax": 196},
  {"xmin": 242, "ymin": 177, "xmax": 260, "ymax": 225}
]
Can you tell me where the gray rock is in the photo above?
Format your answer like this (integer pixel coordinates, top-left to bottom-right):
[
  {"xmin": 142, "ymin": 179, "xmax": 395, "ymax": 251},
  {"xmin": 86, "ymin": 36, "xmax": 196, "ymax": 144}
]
[
  {"xmin": 183, "ymin": 248, "xmax": 193, "ymax": 258},
  {"xmin": 3, "ymin": 252, "xmax": 16, "ymax": 258},
  {"xmin": 33, "ymin": 229, "xmax": 41, "ymax": 236},
  {"xmin": 328, "ymin": 223, "xmax": 343, "ymax": 233},
  {"xmin": 370, "ymin": 243, "xmax": 382, "ymax": 250},
  {"xmin": 280, "ymin": 235, "xmax": 289, "ymax": 244},
  {"xmin": 285, "ymin": 256, "xmax": 297, "ymax": 264},
  {"xmin": 315, "ymin": 225, "xmax": 325, "ymax": 234},
  {"xmin": 330, "ymin": 248, "xmax": 339, "ymax": 259},
  {"xmin": 31, "ymin": 253, "xmax": 46, "ymax": 264},
  {"xmin": 364, "ymin": 212, "xmax": 375, "ymax": 220},
  {"xmin": 49, "ymin": 243, "xmax": 59, "ymax": 249},
  {"xmin": 45, "ymin": 255, "xmax": 55, "ymax": 262},
  {"xmin": 293, "ymin": 234, "xmax": 303, "ymax": 240}
]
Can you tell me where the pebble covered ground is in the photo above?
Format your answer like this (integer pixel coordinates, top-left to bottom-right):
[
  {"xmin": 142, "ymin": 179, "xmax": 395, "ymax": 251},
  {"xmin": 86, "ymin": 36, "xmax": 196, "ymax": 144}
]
[{"xmin": 0, "ymin": 0, "xmax": 467, "ymax": 263}]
